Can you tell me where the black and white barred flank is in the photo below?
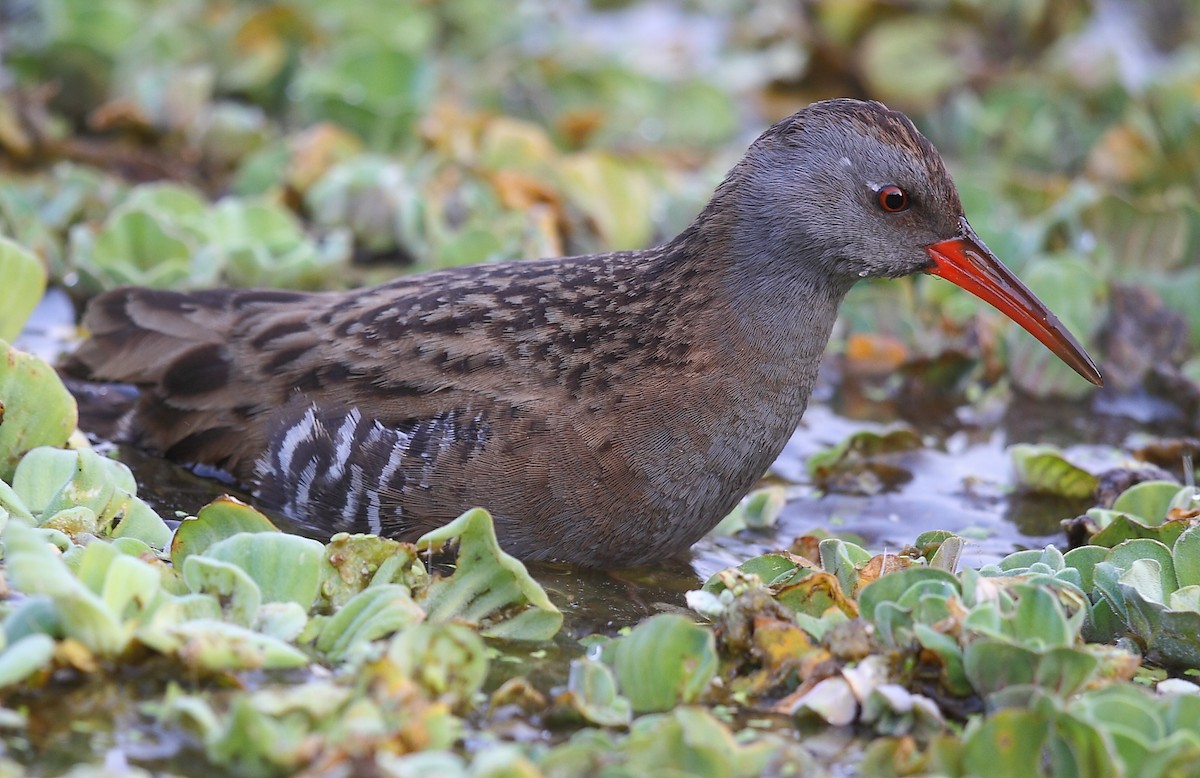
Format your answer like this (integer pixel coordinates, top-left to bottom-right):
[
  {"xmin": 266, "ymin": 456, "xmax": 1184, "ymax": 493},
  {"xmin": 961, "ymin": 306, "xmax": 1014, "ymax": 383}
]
[{"xmin": 253, "ymin": 402, "xmax": 489, "ymax": 535}]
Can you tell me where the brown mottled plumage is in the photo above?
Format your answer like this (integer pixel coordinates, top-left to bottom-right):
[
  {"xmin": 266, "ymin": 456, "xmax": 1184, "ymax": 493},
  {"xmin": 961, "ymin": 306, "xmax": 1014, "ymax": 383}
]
[{"xmin": 67, "ymin": 99, "xmax": 1101, "ymax": 567}]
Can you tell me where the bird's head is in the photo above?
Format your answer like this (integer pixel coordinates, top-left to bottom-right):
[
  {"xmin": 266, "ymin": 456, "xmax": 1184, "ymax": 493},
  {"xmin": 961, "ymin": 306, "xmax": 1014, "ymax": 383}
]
[{"xmin": 721, "ymin": 98, "xmax": 1102, "ymax": 386}]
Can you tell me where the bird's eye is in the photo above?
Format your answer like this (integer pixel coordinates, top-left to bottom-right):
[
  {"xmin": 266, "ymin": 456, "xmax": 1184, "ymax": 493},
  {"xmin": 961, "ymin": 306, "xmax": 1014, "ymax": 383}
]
[{"xmin": 877, "ymin": 185, "xmax": 910, "ymax": 213}]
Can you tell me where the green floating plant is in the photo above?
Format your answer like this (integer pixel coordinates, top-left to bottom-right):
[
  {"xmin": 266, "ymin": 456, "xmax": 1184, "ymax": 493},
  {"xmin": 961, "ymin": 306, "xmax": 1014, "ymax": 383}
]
[
  {"xmin": 0, "ymin": 237, "xmax": 46, "ymax": 343},
  {"xmin": 292, "ymin": 43, "xmax": 433, "ymax": 152},
  {"xmin": 156, "ymin": 674, "xmax": 462, "ymax": 778},
  {"xmin": 807, "ymin": 426, "xmax": 923, "ymax": 495},
  {"xmin": 0, "ymin": 344, "xmax": 77, "ymax": 484},
  {"xmin": 317, "ymin": 532, "xmax": 428, "ymax": 610},
  {"xmin": 0, "ymin": 633, "xmax": 56, "ymax": 688},
  {"xmin": 988, "ymin": 477, "xmax": 1200, "ymax": 668},
  {"xmin": 170, "ymin": 496, "xmax": 281, "ymax": 567},
  {"xmin": 5, "ymin": 520, "xmax": 162, "ymax": 656},
  {"xmin": 66, "ymin": 183, "xmax": 351, "ymax": 293},
  {"xmin": 608, "ymin": 613, "xmax": 718, "ymax": 714},
  {"xmin": 536, "ymin": 705, "xmax": 803, "ymax": 778},
  {"xmin": 1, "ymin": 518, "xmax": 308, "ymax": 675},
  {"xmin": 199, "ymin": 532, "xmax": 325, "ymax": 610},
  {"xmin": 138, "ymin": 618, "xmax": 310, "ymax": 672},
  {"xmin": 314, "ymin": 584, "xmax": 424, "ymax": 663},
  {"xmin": 1090, "ymin": 527, "xmax": 1200, "ymax": 669},
  {"xmin": 416, "ymin": 507, "xmax": 563, "ymax": 641},
  {"xmin": 181, "ymin": 554, "xmax": 266, "ymax": 628},
  {"xmin": 1010, "ymin": 443, "xmax": 1099, "ymax": 499},
  {"xmin": 305, "ymin": 155, "xmax": 424, "ymax": 257},
  {"xmin": 558, "ymin": 657, "xmax": 633, "ymax": 727},
  {"xmin": 5, "ymin": 446, "xmax": 171, "ymax": 548},
  {"xmin": 383, "ymin": 622, "xmax": 488, "ymax": 710},
  {"xmin": 711, "ymin": 485, "xmax": 788, "ymax": 535},
  {"xmin": 1081, "ymin": 481, "xmax": 1194, "ymax": 548},
  {"xmin": 865, "ymin": 682, "xmax": 1200, "ymax": 776}
]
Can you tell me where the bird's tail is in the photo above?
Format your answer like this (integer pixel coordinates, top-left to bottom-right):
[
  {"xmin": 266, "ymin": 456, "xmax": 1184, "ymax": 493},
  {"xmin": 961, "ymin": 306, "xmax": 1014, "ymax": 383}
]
[{"xmin": 64, "ymin": 286, "xmax": 317, "ymax": 477}]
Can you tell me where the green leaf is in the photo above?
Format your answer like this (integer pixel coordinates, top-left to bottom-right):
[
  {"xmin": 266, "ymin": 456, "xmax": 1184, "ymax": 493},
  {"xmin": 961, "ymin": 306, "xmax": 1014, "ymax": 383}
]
[
  {"xmin": 964, "ymin": 641, "xmax": 1036, "ymax": 696},
  {"xmin": 40, "ymin": 448, "xmax": 130, "ymax": 519},
  {"xmin": 75, "ymin": 207, "xmax": 196, "ymax": 288},
  {"xmin": 563, "ymin": 658, "xmax": 633, "ymax": 727},
  {"xmin": 1168, "ymin": 586, "xmax": 1200, "ymax": 613},
  {"xmin": 0, "ymin": 347, "xmax": 78, "ymax": 482},
  {"xmin": 315, "ymin": 584, "xmax": 424, "ymax": 662},
  {"xmin": 1112, "ymin": 561, "xmax": 1200, "ymax": 669},
  {"xmin": 1121, "ymin": 559, "xmax": 1169, "ymax": 604},
  {"xmin": 98, "ymin": 552, "xmax": 165, "ymax": 623},
  {"xmin": 819, "ymin": 538, "xmax": 873, "ymax": 597},
  {"xmin": 318, "ymin": 533, "xmax": 427, "ymax": 609},
  {"xmin": 857, "ymin": 567, "xmax": 960, "ymax": 623},
  {"xmin": 1175, "ymin": 524, "xmax": 1200, "ymax": 588},
  {"xmin": 0, "ymin": 237, "xmax": 47, "ymax": 342},
  {"xmin": 859, "ymin": 18, "xmax": 974, "ymax": 111},
  {"xmin": 711, "ymin": 486, "xmax": 788, "ymax": 535},
  {"xmin": 962, "ymin": 709, "xmax": 1047, "ymax": 777},
  {"xmin": 0, "ymin": 478, "xmax": 33, "ymax": 524},
  {"xmin": 10, "ymin": 447, "xmax": 80, "ymax": 514},
  {"xmin": 622, "ymin": 706, "xmax": 778, "ymax": 778},
  {"xmin": 1063, "ymin": 546, "xmax": 1109, "ymax": 591},
  {"xmin": 701, "ymin": 552, "xmax": 811, "ymax": 594},
  {"xmin": 1109, "ymin": 539, "xmax": 1178, "ymax": 595},
  {"xmin": 201, "ymin": 532, "xmax": 324, "ymax": 609},
  {"xmin": 41, "ymin": 505, "xmax": 99, "ymax": 538},
  {"xmin": 1046, "ymin": 709, "xmax": 1121, "ymax": 778},
  {"xmin": 142, "ymin": 619, "xmax": 309, "ymax": 671},
  {"xmin": 1008, "ymin": 584, "xmax": 1077, "ymax": 648},
  {"xmin": 1009, "ymin": 444, "xmax": 1098, "ymax": 499},
  {"xmin": 3, "ymin": 522, "xmax": 129, "ymax": 654},
  {"xmin": 929, "ymin": 535, "xmax": 966, "ymax": 573},
  {"xmin": 914, "ymin": 624, "xmax": 971, "ymax": 696},
  {"xmin": 559, "ymin": 152, "xmax": 655, "ymax": 250},
  {"xmin": 384, "ymin": 623, "xmax": 487, "ymax": 708},
  {"xmin": 1087, "ymin": 509, "xmax": 1190, "ymax": 549},
  {"xmin": 610, "ymin": 613, "xmax": 717, "ymax": 713},
  {"xmin": 120, "ymin": 182, "xmax": 208, "ymax": 222},
  {"xmin": 0, "ymin": 633, "xmax": 55, "ymax": 688},
  {"xmin": 772, "ymin": 569, "xmax": 858, "ymax": 618},
  {"xmin": 182, "ymin": 555, "xmax": 264, "ymax": 627},
  {"xmin": 416, "ymin": 508, "xmax": 561, "ymax": 641},
  {"xmin": 110, "ymin": 495, "xmax": 172, "ymax": 549},
  {"xmin": 170, "ymin": 496, "xmax": 279, "ymax": 568},
  {"xmin": 1034, "ymin": 647, "xmax": 1102, "ymax": 697},
  {"xmin": 807, "ymin": 426, "xmax": 923, "ymax": 479},
  {"xmin": 1111, "ymin": 481, "xmax": 1183, "ymax": 524}
]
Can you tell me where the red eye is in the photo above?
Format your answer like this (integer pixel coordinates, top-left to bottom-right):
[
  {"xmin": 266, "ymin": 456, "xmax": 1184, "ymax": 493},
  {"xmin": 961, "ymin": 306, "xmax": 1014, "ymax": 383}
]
[{"xmin": 877, "ymin": 185, "xmax": 910, "ymax": 213}]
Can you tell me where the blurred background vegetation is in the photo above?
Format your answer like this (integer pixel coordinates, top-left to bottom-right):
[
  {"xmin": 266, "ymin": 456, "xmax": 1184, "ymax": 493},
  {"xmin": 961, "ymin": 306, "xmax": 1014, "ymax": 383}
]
[
  {"xmin": 1, "ymin": 0, "xmax": 1199, "ymax": 406},
  {"xmin": 4, "ymin": 5, "xmax": 1200, "ymax": 773}
]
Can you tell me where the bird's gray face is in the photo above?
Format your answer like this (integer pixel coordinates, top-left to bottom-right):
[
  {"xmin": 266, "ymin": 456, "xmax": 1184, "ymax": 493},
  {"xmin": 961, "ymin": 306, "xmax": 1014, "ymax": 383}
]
[
  {"xmin": 726, "ymin": 99, "xmax": 1103, "ymax": 387},
  {"xmin": 751, "ymin": 109, "xmax": 966, "ymax": 283}
]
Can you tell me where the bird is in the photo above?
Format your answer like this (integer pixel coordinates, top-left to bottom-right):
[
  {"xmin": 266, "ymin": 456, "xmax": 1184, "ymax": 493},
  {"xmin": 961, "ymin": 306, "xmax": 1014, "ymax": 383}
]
[{"xmin": 66, "ymin": 99, "xmax": 1103, "ymax": 568}]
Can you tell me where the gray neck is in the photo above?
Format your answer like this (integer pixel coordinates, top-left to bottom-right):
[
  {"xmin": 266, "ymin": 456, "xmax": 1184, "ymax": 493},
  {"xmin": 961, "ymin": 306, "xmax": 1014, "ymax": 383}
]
[{"xmin": 632, "ymin": 205, "xmax": 853, "ymax": 553}]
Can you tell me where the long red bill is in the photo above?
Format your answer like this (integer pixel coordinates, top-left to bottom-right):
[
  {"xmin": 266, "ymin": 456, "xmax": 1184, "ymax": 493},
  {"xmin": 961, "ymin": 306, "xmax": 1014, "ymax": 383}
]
[{"xmin": 925, "ymin": 218, "xmax": 1103, "ymax": 386}]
